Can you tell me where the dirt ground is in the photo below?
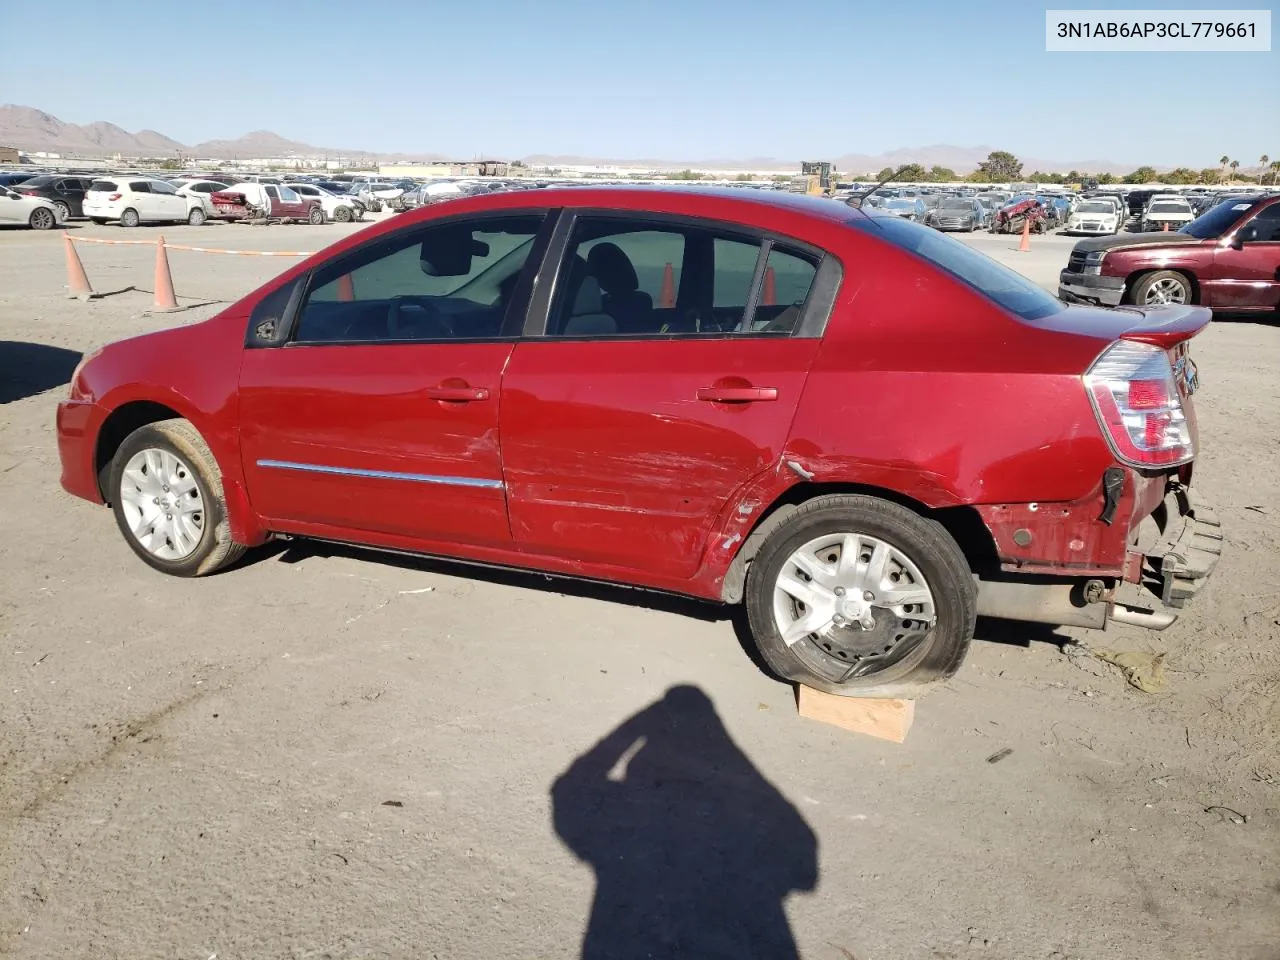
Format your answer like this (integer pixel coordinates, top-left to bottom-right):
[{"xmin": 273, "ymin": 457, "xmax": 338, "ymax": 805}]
[{"xmin": 1, "ymin": 216, "xmax": 1277, "ymax": 960}]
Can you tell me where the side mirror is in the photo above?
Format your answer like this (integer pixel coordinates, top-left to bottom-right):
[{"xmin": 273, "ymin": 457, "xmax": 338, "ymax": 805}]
[{"xmin": 1231, "ymin": 223, "xmax": 1259, "ymax": 249}]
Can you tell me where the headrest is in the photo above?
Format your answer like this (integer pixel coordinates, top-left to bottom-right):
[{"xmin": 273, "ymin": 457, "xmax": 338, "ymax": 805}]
[{"xmin": 587, "ymin": 242, "xmax": 639, "ymax": 295}]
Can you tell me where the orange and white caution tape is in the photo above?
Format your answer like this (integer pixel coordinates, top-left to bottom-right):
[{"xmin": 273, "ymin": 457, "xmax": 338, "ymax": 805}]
[
  {"xmin": 66, "ymin": 236, "xmax": 156, "ymax": 246},
  {"xmin": 162, "ymin": 244, "xmax": 316, "ymax": 256}
]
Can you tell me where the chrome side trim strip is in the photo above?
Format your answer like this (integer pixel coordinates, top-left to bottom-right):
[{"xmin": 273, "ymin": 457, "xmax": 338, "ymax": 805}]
[{"xmin": 256, "ymin": 459, "xmax": 504, "ymax": 490}]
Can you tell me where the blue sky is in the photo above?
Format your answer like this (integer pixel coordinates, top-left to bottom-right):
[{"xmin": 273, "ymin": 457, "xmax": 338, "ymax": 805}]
[{"xmin": 0, "ymin": 0, "xmax": 1274, "ymax": 167}]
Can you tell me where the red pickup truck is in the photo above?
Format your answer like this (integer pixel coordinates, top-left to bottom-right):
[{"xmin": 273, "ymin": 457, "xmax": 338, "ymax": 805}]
[
  {"xmin": 211, "ymin": 182, "xmax": 325, "ymax": 224},
  {"xmin": 1059, "ymin": 193, "xmax": 1280, "ymax": 312}
]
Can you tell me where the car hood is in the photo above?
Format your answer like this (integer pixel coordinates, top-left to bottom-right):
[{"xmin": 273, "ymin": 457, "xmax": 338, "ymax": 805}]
[{"xmin": 1072, "ymin": 232, "xmax": 1202, "ymax": 253}]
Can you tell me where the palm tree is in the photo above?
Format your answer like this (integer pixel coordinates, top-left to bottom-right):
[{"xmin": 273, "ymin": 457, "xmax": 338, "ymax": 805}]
[
  {"xmin": 1229, "ymin": 159, "xmax": 1240, "ymax": 182},
  {"xmin": 1270, "ymin": 160, "xmax": 1280, "ymax": 186},
  {"xmin": 1219, "ymin": 154, "xmax": 1230, "ymax": 183},
  {"xmin": 1260, "ymin": 154, "xmax": 1270, "ymax": 184}
]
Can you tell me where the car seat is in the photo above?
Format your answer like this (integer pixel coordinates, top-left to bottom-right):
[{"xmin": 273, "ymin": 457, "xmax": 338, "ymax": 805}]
[{"xmin": 586, "ymin": 242, "xmax": 654, "ymax": 333}]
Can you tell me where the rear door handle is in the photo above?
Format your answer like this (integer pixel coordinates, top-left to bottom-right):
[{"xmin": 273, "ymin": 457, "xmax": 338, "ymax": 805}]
[
  {"xmin": 696, "ymin": 386, "xmax": 778, "ymax": 403},
  {"xmin": 424, "ymin": 384, "xmax": 490, "ymax": 402}
]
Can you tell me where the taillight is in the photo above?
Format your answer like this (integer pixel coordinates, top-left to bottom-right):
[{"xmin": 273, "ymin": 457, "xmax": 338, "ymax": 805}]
[
  {"xmin": 1085, "ymin": 341, "xmax": 1193, "ymax": 467},
  {"xmin": 108, "ymin": 193, "xmax": 121, "ymax": 201}
]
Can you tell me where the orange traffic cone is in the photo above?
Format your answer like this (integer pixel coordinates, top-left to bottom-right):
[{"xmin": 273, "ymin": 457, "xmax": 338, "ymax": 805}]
[
  {"xmin": 64, "ymin": 234, "xmax": 95, "ymax": 300},
  {"xmin": 761, "ymin": 266, "xmax": 777, "ymax": 306},
  {"xmin": 152, "ymin": 235, "xmax": 179, "ymax": 311},
  {"xmin": 337, "ymin": 273, "xmax": 355, "ymax": 302},
  {"xmin": 1018, "ymin": 218, "xmax": 1031, "ymax": 252},
  {"xmin": 658, "ymin": 262, "xmax": 675, "ymax": 308}
]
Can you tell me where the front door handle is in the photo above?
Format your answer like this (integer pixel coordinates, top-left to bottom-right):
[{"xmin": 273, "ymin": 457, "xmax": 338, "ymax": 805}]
[
  {"xmin": 425, "ymin": 384, "xmax": 490, "ymax": 402},
  {"xmin": 696, "ymin": 386, "xmax": 778, "ymax": 403}
]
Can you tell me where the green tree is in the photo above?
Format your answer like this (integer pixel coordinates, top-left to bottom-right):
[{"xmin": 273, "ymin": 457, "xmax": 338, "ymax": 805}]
[
  {"xmin": 158, "ymin": 158, "xmax": 181, "ymax": 170},
  {"xmin": 928, "ymin": 165, "xmax": 957, "ymax": 182},
  {"xmin": 896, "ymin": 163, "xmax": 927, "ymax": 181},
  {"xmin": 1259, "ymin": 154, "xmax": 1269, "ymax": 184},
  {"xmin": 1269, "ymin": 160, "xmax": 1280, "ymax": 185},
  {"xmin": 1198, "ymin": 167, "xmax": 1220, "ymax": 185},
  {"xmin": 876, "ymin": 166, "xmax": 894, "ymax": 181},
  {"xmin": 1125, "ymin": 166, "xmax": 1158, "ymax": 183},
  {"xmin": 669, "ymin": 169, "xmax": 705, "ymax": 180},
  {"xmin": 976, "ymin": 150, "xmax": 1022, "ymax": 182},
  {"xmin": 1229, "ymin": 159, "xmax": 1240, "ymax": 181},
  {"xmin": 1065, "ymin": 170, "xmax": 1082, "ymax": 183},
  {"xmin": 1219, "ymin": 155, "xmax": 1230, "ymax": 182},
  {"xmin": 1096, "ymin": 172, "xmax": 1117, "ymax": 185},
  {"xmin": 1166, "ymin": 167, "xmax": 1198, "ymax": 184}
]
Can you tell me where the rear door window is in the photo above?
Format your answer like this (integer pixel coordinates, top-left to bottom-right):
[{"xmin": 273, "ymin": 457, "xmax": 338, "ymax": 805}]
[{"xmin": 128, "ymin": 181, "xmax": 152, "ymax": 193}]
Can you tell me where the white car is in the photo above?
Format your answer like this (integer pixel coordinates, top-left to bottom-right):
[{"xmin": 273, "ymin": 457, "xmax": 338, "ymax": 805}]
[
  {"xmin": 174, "ymin": 179, "xmax": 232, "ymax": 217},
  {"xmin": 1062, "ymin": 198, "xmax": 1123, "ymax": 235},
  {"xmin": 1141, "ymin": 197, "xmax": 1195, "ymax": 232},
  {"xmin": 0, "ymin": 187, "xmax": 65, "ymax": 230},
  {"xmin": 83, "ymin": 177, "xmax": 208, "ymax": 227},
  {"xmin": 284, "ymin": 182, "xmax": 364, "ymax": 222}
]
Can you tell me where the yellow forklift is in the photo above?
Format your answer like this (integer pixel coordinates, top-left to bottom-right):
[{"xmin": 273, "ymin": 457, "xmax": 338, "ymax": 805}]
[{"xmin": 793, "ymin": 161, "xmax": 834, "ymax": 196}]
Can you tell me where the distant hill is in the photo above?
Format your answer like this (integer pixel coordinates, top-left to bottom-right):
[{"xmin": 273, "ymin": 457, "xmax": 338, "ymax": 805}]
[
  {"xmin": 0, "ymin": 105, "xmax": 363, "ymax": 160},
  {"xmin": 0, "ymin": 104, "xmax": 1259, "ymax": 178}
]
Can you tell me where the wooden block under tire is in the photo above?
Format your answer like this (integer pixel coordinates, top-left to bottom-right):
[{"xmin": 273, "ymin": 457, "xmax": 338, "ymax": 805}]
[{"xmin": 796, "ymin": 685, "xmax": 915, "ymax": 743}]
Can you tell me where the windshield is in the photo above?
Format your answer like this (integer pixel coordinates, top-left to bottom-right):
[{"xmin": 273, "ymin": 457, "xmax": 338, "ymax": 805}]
[
  {"xmin": 1150, "ymin": 201, "xmax": 1189, "ymax": 213},
  {"xmin": 939, "ymin": 199, "xmax": 972, "ymax": 211},
  {"xmin": 885, "ymin": 199, "xmax": 914, "ymax": 210},
  {"xmin": 1076, "ymin": 201, "xmax": 1114, "ymax": 214},
  {"xmin": 853, "ymin": 216, "xmax": 1065, "ymax": 321},
  {"xmin": 1179, "ymin": 198, "xmax": 1260, "ymax": 238}
]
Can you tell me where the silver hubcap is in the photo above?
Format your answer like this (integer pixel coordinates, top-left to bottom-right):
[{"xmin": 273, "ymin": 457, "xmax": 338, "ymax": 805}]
[
  {"xmin": 119, "ymin": 448, "xmax": 204, "ymax": 560},
  {"xmin": 773, "ymin": 532, "xmax": 937, "ymax": 670},
  {"xmin": 1144, "ymin": 277, "xmax": 1187, "ymax": 305},
  {"xmin": 32, "ymin": 209, "xmax": 52, "ymax": 227}
]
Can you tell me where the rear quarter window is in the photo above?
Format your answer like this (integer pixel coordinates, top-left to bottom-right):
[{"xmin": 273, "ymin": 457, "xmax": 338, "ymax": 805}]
[{"xmin": 89, "ymin": 180, "xmax": 118, "ymax": 191}]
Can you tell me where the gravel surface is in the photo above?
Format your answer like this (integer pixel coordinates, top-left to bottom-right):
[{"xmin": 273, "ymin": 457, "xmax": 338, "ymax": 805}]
[{"xmin": 2, "ymin": 216, "xmax": 1278, "ymax": 960}]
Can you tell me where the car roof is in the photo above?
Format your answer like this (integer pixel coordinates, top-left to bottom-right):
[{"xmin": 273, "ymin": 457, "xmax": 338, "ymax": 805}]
[{"xmin": 456, "ymin": 184, "xmax": 870, "ymax": 224}]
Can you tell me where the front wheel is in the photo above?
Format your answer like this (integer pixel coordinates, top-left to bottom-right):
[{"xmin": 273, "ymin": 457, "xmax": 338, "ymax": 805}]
[
  {"xmin": 1132, "ymin": 270, "xmax": 1193, "ymax": 306},
  {"xmin": 109, "ymin": 419, "xmax": 246, "ymax": 577},
  {"xmin": 120, "ymin": 208, "xmax": 140, "ymax": 228},
  {"xmin": 744, "ymin": 495, "xmax": 976, "ymax": 698},
  {"xmin": 187, "ymin": 207, "xmax": 206, "ymax": 226},
  {"xmin": 333, "ymin": 205, "xmax": 352, "ymax": 223},
  {"xmin": 54, "ymin": 200, "xmax": 72, "ymax": 221}
]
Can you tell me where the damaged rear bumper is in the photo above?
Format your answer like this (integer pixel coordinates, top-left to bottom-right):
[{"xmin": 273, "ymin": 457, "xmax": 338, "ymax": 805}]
[
  {"xmin": 974, "ymin": 485, "xmax": 1222, "ymax": 632},
  {"xmin": 1108, "ymin": 487, "xmax": 1223, "ymax": 629}
]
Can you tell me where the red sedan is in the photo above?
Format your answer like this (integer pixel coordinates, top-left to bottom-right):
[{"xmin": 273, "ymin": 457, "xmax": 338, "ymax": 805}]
[{"xmin": 56, "ymin": 187, "xmax": 1222, "ymax": 697}]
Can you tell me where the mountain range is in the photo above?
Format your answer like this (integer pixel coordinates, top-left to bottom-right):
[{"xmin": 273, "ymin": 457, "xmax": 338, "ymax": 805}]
[{"xmin": 0, "ymin": 105, "xmax": 1249, "ymax": 176}]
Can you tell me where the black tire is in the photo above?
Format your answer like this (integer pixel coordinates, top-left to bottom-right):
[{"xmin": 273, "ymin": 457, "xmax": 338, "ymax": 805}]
[
  {"xmin": 108, "ymin": 419, "xmax": 246, "ymax": 577},
  {"xmin": 334, "ymin": 205, "xmax": 352, "ymax": 223},
  {"xmin": 187, "ymin": 207, "xmax": 206, "ymax": 226},
  {"xmin": 1130, "ymin": 270, "xmax": 1193, "ymax": 306},
  {"xmin": 120, "ymin": 208, "xmax": 140, "ymax": 228},
  {"xmin": 53, "ymin": 200, "xmax": 72, "ymax": 221},
  {"xmin": 28, "ymin": 207, "xmax": 56, "ymax": 230},
  {"xmin": 744, "ymin": 495, "xmax": 976, "ymax": 698},
  {"xmin": 308, "ymin": 205, "xmax": 325, "ymax": 225}
]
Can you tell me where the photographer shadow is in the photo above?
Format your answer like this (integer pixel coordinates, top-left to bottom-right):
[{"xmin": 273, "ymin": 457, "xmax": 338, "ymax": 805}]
[{"xmin": 552, "ymin": 685, "xmax": 817, "ymax": 959}]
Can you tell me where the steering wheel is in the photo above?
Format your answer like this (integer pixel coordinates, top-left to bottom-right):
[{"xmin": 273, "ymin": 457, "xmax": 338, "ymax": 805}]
[{"xmin": 387, "ymin": 295, "xmax": 454, "ymax": 340}]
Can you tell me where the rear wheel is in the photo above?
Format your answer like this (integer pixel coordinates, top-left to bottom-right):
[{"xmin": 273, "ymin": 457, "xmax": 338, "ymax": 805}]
[
  {"xmin": 1132, "ymin": 270, "xmax": 1192, "ymax": 306},
  {"xmin": 28, "ymin": 207, "xmax": 56, "ymax": 230},
  {"xmin": 53, "ymin": 200, "xmax": 71, "ymax": 221},
  {"xmin": 120, "ymin": 208, "xmax": 140, "ymax": 228},
  {"xmin": 109, "ymin": 419, "xmax": 246, "ymax": 577},
  {"xmin": 333, "ymin": 205, "xmax": 352, "ymax": 223},
  {"xmin": 744, "ymin": 495, "xmax": 976, "ymax": 698}
]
